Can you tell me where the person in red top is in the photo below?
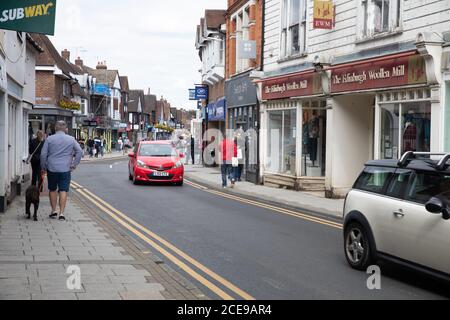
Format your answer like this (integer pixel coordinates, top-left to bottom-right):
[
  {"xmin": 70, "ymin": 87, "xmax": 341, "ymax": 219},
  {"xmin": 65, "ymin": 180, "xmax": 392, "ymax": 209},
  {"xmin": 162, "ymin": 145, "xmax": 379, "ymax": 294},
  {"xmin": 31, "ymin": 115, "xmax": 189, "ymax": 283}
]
[{"xmin": 220, "ymin": 137, "xmax": 237, "ymax": 188}]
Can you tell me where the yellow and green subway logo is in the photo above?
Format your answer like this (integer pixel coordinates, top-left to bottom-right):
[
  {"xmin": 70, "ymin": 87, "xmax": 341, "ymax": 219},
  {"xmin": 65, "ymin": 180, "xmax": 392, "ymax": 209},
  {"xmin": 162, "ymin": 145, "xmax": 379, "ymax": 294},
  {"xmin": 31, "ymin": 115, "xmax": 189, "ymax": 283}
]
[{"xmin": 0, "ymin": 0, "xmax": 57, "ymax": 35}]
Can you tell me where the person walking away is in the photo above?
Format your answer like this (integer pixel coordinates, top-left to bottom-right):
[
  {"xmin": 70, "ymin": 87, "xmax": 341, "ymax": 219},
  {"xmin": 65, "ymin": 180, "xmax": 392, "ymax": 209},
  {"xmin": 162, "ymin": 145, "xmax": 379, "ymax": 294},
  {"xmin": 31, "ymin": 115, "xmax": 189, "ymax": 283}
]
[
  {"xmin": 87, "ymin": 138, "xmax": 94, "ymax": 158},
  {"xmin": 40, "ymin": 121, "xmax": 83, "ymax": 221},
  {"xmin": 220, "ymin": 136, "xmax": 237, "ymax": 189},
  {"xmin": 28, "ymin": 130, "xmax": 45, "ymax": 188},
  {"xmin": 101, "ymin": 136, "xmax": 106, "ymax": 158},
  {"xmin": 190, "ymin": 136, "xmax": 195, "ymax": 165},
  {"xmin": 94, "ymin": 136, "xmax": 101, "ymax": 158},
  {"xmin": 123, "ymin": 137, "xmax": 130, "ymax": 155}
]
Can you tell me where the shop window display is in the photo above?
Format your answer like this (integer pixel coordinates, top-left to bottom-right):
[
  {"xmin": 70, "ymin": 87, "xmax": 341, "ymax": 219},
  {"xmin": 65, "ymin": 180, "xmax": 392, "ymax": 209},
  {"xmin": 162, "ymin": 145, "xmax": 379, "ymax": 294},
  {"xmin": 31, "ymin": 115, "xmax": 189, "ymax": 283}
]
[
  {"xmin": 266, "ymin": 109, "xmax": 296, "ymax": 175},
  {"xmin": 380, "ymin": 102, "xmax": 431, "ymax": 159},
  {"xmin": 302, "ymin": 107, "xmax": 326, "ymax": 177}
]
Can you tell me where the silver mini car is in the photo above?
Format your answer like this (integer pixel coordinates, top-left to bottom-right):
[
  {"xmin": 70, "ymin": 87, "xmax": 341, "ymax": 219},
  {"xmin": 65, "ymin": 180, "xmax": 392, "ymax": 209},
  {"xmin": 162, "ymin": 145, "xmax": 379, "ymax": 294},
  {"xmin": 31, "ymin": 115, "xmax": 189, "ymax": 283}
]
[{"xmin": 343, "ymin": 152, "xmax": 450, "ymax": 280}]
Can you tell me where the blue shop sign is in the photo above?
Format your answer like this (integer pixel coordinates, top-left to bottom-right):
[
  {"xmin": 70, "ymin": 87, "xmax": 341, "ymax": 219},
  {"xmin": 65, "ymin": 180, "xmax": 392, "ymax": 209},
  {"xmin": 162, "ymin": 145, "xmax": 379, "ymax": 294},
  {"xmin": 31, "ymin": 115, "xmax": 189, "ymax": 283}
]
[
  {"xmin": 188, "ymin": 89, "xmax": 196, "ymax": 100},
  {"xmin": 195, "ymin": 86, "xmax": 208, "ymax": 100},
  {"xmin": 207, "ymin": 98, "xmax": 226, "ymax": 121}
]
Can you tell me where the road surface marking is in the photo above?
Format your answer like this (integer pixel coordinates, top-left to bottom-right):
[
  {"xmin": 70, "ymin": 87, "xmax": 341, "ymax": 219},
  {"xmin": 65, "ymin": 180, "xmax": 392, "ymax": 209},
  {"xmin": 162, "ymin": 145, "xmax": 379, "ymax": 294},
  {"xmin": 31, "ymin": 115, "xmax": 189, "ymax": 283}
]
[
  {"xmin": 184, "ymin": 180, "xmax": 208, "ymax": 190},
  {"xmin": 71, "ymin": 182, "xmax": 255, "ymax": 301},
  {"xmin": 184, "ymin": 180, "xmax": 342, "ymax": 229}
]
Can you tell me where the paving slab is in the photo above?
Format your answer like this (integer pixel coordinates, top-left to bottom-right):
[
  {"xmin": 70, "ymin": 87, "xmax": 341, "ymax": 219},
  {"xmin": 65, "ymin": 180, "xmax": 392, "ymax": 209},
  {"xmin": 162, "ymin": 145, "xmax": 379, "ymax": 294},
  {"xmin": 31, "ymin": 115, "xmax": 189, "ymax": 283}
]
[{"xmin": 0, "ymin": 189, "xmax": 206, "ymax": 300}]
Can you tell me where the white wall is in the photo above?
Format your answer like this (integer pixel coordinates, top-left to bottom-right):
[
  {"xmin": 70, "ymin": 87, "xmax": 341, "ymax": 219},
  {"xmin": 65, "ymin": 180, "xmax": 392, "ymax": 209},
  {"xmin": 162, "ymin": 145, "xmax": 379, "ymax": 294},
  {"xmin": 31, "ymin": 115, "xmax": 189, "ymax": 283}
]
[
  {"xmin": 0, "ymin": 31, "xmax": 38, "ymax": 211},
  {"xmin": 263, "ymin": 0, "xmax": 450, "ymax": 72},
  {"xmin": 326, "ymin": 94, "xmax": 374, "ymax": 197}
]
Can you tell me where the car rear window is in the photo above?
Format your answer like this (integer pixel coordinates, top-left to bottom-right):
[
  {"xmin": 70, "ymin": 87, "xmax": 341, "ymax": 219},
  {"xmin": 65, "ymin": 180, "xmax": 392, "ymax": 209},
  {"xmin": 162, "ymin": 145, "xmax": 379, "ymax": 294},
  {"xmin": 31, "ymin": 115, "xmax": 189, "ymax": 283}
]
[
  {"xmin": 354, "ymin": 166, "xmax": 395, "ymax": 194},
  {"xmin": 139, "ymin": 144, "xmax": 177, "ymax": 157},
  {"xmin": 406, "ymin": 171, "xmax": 450, "ymax": 204}
]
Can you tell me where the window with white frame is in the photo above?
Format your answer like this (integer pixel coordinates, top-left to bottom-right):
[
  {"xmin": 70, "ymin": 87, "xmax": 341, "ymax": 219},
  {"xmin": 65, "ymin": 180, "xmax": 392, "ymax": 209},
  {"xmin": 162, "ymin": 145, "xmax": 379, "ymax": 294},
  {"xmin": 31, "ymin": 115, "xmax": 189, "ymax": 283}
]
[
  {"xmin": 81, "ymin": 99, "xmax": 87, "ymax": 115},
  {"xmin": 281, "ymin": 0, "xmax": 307, "ymax": 57},
  {"xmin": 361, "ymin": 0, "xmax": 401, "ymax": 37}
]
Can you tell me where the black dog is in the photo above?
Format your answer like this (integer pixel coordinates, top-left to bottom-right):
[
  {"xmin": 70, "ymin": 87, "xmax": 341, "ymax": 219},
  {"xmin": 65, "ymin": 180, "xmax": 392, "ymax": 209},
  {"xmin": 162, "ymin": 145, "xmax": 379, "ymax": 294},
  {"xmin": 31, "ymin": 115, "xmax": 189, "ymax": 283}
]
[{"xmin": 25, "ymin": 185, "xmax": 40, "ymax": 221}]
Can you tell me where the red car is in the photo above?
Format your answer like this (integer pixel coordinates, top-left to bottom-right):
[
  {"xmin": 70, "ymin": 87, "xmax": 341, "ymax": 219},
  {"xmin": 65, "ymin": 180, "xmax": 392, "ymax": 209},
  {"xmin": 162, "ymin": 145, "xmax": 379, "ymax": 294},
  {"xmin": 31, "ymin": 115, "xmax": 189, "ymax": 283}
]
[{"xmin": 128, "ymin": 140, "xmax": 184, "ymax": 186}]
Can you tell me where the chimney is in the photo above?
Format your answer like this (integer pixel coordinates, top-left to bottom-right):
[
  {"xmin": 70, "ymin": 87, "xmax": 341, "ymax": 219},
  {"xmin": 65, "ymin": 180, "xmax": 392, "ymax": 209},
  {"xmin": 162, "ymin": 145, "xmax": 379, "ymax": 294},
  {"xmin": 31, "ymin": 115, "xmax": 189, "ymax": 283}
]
[
  {"xmin": 147, "ymin": 88, "xmax": 151, "ymax": 95},
  {"xmin": 61, "ymin": 49, "xmax": 70, "ymax": 61},
  {"xmin": 75, "ymin": 57, "xmax": 83, "ymax": 67},
  {"xmin": 96, "ymin": 61, "xmax": 107, "ymax": 70}
]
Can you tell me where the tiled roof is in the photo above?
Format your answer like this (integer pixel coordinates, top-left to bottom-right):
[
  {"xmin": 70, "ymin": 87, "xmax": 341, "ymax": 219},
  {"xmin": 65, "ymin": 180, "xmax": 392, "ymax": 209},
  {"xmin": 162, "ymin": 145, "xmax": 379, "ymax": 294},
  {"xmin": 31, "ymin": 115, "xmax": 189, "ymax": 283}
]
[
  {"xmin": 119, "ymin": 76, "xmax": 130, "ymax": 92},
  {"xmin": 128, "ymin": 90, "xmax": 145, "ymax": 113},
  {"xmin": 205, "ymin": 10, "xmax": 226, "ymax": 29},
  {"xmin": 30, "ymin": 33, "xmax": 80, "ymax": 75},
  {"xmin": 144, "ymin": 94, "xmax": 157, "ymax": 114},
  {"xmin": 90, "ymin": 69, "xmax": 120, "ymax": 88}
]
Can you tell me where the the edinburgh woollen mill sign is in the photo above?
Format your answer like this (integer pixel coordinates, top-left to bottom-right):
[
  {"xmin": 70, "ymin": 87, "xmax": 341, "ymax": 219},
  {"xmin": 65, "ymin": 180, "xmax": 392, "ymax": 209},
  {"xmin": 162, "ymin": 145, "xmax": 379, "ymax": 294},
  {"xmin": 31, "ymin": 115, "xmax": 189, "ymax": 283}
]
[{"xmin": 0, "ymin": 0, "xmax": 57, "ymax": 35}]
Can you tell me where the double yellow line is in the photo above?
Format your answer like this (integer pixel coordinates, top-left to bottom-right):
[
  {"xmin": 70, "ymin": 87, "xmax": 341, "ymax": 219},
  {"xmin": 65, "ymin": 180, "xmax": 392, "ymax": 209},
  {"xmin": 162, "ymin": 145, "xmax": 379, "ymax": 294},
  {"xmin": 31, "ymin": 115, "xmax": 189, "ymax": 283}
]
[
  {"xmin": 184, "ymin": 180, "xmax": 343, "ymax": 230},
  {"xmin": 70, "ymin": 181, "xmax": 254, "ymax": 301}
]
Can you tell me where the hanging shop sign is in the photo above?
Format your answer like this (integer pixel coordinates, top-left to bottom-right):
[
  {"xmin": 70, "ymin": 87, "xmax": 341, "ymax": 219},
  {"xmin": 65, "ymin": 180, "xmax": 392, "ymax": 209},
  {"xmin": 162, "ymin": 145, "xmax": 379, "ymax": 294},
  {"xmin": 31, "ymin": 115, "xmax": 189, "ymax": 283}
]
[
  {"xmin": 225, "ymin": 71, "xmax": 258, "ymax": 108},
  {"xmin": 195, "ymin": 86, "xmax": 209, "ymax": 100},
  {"xmin": 331, "ymin": 53, "xmax": 427, "ymax": 93},
  {"xmin": 261, "ymin": 71, "xmax": 323, "ymax": 100},
  {"xmin": 238, "ymin": 40, "xmax": 257, "ymax": 60},
  {"xmin": 313, "ymin": 0, "xmax": 334, "ymax": 30},
  {"xmin": 189, "ymin": 89, "xmax": 196, "ymax": 100},
  {"xmin": 0, "ymin": 0, "xmax": 57, "ymax": 35}
]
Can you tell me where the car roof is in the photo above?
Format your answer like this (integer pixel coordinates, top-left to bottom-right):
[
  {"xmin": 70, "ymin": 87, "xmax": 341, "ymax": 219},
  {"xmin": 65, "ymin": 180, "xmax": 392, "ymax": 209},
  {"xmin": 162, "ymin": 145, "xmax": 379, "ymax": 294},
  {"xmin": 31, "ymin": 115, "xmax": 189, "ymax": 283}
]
[
  {"xmin": 365, "ymin": 159, "xmax": 450, "ymax": 174},
  {"xmin": 139, "ymin": 140, "xmax": 173, "ymax": 145}
]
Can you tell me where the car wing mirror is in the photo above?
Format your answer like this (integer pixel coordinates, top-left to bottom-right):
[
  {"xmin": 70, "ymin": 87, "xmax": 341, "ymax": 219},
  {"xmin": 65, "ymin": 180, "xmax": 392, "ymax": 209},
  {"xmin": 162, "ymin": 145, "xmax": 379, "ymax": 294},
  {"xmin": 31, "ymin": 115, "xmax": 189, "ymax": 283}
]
[
  {"xmin": 426, "ymin": 197, "xmax": 450, "ymax": 220},
  {"xmin": 128, "ymin": 152, "xmax": 135, "ymax": 158},
  {"xmin": 425, "ymin": 197, "xmax": 444, "ymax": 214}
]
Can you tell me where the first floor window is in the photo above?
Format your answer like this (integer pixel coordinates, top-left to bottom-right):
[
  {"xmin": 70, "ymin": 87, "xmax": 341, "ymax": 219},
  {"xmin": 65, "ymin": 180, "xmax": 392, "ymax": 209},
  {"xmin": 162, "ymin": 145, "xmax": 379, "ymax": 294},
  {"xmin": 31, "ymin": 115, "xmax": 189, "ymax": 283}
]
[
  {"xmin": 281, "ymin": 0, "xmax": 306, "ymax": 57},
  {"xmin": 362, "ymin": 0, "xmax": 401, "ymax": 37}
]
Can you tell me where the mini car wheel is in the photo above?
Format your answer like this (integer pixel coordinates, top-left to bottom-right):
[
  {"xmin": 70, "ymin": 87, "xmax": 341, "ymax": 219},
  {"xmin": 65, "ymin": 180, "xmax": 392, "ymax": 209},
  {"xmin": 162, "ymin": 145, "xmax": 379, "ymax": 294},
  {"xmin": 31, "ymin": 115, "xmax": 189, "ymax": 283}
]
[
  {"xmin": 344, "ymin": 222, "xmax": 373, "ymax": 270},
  {"xmin": 174, "ymin": 180, "xmax": 183, "ymax": 186}
]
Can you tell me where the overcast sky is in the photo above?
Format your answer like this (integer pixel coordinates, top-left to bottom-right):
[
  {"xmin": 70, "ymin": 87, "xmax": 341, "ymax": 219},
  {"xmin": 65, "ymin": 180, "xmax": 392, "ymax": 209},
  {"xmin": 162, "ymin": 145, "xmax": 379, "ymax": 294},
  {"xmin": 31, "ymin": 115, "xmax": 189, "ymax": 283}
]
[{"xmin": 51, "ymin": 0, "xmax": 226, "ymax": 110}]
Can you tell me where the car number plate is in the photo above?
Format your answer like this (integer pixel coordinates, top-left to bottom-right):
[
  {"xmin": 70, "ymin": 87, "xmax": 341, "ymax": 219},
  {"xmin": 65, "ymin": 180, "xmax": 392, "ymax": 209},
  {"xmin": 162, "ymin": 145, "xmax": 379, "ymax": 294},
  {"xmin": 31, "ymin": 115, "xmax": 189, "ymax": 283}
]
[{"xmin": 152, "ymin": 171, "xmax": 169, "ymax": 177}]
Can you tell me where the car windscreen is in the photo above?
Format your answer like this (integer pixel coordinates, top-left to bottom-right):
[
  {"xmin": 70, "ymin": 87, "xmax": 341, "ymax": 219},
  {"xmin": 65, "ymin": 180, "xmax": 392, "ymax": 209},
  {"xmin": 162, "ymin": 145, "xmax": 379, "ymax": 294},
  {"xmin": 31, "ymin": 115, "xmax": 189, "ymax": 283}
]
[
  {"xmin": 406, "ymin": 172, "xmax": 450, "ymax": 205},
  {"xmin": 139, "ymin": 144, "xmax": 177, "ymax": 157}
]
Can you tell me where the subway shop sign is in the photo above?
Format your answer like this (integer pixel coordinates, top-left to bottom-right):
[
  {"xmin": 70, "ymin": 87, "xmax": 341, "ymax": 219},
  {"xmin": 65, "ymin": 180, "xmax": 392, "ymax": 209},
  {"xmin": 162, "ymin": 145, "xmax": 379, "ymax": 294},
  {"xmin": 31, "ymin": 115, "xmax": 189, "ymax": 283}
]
[{"xmin": 0, "ymin": 0, "xmax": 57, "ymax": 35}]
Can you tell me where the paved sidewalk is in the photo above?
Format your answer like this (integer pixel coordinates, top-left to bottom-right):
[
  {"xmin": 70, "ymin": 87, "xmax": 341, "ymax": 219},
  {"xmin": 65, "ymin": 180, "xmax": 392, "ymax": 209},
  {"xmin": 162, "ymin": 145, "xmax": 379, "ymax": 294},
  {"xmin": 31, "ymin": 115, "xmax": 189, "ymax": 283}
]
[
  {"xmin": 0, "ymin": 194, "xmax": 206, "ymax": 300},
  {"xmin": 184, "ymin": 165, "xmax": 344, "ymax": 218},
  {"xmin": 81, "ymin": 151, "xmax": 128, "ymax": 162}
]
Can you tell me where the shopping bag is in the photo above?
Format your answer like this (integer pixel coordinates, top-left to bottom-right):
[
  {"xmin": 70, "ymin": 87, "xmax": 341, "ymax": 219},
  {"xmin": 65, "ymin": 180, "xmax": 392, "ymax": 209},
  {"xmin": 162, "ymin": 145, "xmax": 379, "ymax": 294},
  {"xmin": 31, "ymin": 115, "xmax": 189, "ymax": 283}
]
[{"xmin": 232, "ymin": 157, "xmax": 239, "ymax": 167}]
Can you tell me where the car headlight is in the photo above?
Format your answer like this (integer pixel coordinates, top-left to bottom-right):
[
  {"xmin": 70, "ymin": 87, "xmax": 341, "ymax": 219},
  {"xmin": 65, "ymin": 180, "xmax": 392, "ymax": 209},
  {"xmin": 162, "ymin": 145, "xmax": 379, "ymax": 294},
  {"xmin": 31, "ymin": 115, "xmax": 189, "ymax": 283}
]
[
  {"xmin": 174, "ymin": 161, "xmax": 183, "ymax": 169},
  {"xmin": 137, "ymin": 160, "xmax": 146, "ymax": 168}
]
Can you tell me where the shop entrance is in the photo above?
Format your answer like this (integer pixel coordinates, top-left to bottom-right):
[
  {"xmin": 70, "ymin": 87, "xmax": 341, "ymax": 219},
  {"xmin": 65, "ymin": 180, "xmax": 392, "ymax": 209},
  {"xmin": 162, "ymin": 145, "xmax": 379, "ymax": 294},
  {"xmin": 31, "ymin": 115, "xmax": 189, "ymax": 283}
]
[{"xmin": 301, "ymin": 101, "xmax": 327, "ymax": 177}]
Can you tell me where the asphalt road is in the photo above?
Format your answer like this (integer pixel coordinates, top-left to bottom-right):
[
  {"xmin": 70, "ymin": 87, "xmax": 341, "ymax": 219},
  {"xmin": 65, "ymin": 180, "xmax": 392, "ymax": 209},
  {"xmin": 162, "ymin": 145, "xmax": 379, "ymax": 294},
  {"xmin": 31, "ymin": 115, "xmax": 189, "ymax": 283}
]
[{"xmin": 72, "ymin": 159, "xmax": 450, "ymax": 299}]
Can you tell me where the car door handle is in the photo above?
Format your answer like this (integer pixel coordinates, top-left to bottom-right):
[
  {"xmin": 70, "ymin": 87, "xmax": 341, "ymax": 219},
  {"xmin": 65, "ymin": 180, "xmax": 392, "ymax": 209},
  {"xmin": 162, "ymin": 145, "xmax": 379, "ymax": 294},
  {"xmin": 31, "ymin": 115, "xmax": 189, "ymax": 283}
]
[{"xmin": 393, "ymin": 209, "xmax": 405, "ymax": 218}]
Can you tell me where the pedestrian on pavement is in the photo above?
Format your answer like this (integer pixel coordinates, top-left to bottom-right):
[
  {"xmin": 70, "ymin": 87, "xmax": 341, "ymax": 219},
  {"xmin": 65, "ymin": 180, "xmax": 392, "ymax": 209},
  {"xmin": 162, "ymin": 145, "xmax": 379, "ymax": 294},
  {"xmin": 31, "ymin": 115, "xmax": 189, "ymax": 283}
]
[
  {"xmin": 40, "ymin": 121, "xmax": 83, "ymax": 221},
  {"xmin": 28, "ymin": 130, "xmax": 45, "ymax": 188},
  {"xmin": 235, "ymin": 132, "xmax": 245, "ymax": 182},
  {"xmin": 101, "ymin": 136, "xmax": 106, "ymax": 158},
  {"xmin": 87, "ymin": 138, "xmax": 94, "ymax": 158},
  {"xmin": 117, "ymin": 137, "xmax": 123, "ymax": 152},
  {"xmin": 123, "ymin": 137, "xmax": 130, "ymax": 155},
  {"xmin": 220, "ymin": 136, "xmax": 237, "ymax": 189},
  {"xmin": 190, "ymin": 135, "xmax": 195, "ymax": 165},
  {"xmin": 94, "ymin": 136, "xmax": 101, "ymax": 158}
]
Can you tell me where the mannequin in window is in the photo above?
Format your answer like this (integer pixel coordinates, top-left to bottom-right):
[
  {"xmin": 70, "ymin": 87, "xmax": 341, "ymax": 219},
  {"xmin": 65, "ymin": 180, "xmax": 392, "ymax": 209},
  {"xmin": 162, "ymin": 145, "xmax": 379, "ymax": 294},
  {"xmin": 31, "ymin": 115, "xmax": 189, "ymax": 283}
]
[
  {"xmin": 403, "ymin": 111, "xmax": 417, "ymax": 153},
  {"xmin": 308, "ymin": 111, "xmax": 320, "ymax": 167}
]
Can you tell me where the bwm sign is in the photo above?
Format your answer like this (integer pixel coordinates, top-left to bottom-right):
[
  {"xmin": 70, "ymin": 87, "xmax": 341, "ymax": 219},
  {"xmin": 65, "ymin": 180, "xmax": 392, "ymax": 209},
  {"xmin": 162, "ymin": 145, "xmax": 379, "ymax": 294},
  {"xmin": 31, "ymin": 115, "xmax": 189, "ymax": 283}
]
[{"xmin": 0, "ymin": 0, "xmax": 57, "ymax": 35}]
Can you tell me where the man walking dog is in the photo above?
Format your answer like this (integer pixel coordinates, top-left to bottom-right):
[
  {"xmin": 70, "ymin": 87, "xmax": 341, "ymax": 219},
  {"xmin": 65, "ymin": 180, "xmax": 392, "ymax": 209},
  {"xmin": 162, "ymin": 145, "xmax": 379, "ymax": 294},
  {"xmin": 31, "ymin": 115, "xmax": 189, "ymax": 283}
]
[{"xmin": 40, "ymin": 121, "xmax": 83, "ymax": 221}]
